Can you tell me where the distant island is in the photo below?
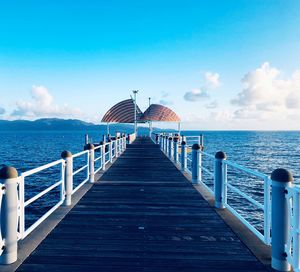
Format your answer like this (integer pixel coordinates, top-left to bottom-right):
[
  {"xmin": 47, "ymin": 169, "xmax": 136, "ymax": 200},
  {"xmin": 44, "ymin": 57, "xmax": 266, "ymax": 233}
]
[{"xmin": 0, "ymin": 118, "xmax": 172, "ymax": 134}]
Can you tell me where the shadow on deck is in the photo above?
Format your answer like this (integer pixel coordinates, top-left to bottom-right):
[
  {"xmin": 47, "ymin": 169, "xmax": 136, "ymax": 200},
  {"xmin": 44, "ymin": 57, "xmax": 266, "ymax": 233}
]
[{"xmin": 17, "ymin": 137, "xmax": 267, "ymax": 271}]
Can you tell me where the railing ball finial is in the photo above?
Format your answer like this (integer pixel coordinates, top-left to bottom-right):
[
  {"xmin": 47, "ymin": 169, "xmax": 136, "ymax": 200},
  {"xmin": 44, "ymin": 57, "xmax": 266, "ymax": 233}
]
[
  {"xmin": 215, "ymin": 151, "xmax": 227, "ymax": 160},
  {"xmin": 271, "ymin": 168, "xmax": 294, "ymax": 183},
  {"xmin": 84, "ymin": 143, "xmax": 95, "ymax": 150},
  {"xmin": 192, "ymin": 143, "xmax": 201, "ymax": 150},
  {"xmin": 61, "ymin": 150, "xmax": 72, "ymax": 158},
  {"xmin": 0, "ymin": 166, "xmax": 18, "ymax": 179}
]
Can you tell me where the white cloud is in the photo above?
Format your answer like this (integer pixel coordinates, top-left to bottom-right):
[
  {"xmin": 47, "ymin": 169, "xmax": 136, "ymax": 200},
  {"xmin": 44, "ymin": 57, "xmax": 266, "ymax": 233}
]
[
  {"xmin": 11, "ymin": 85, "xmax": 82, "ymax": 119},
  {"xmin": 205, "ymin": 72, "xmax": 220, "ymax": 88},
  {"xmin": 184, "ymin": 88, "xmax": 209, "ymax": 102},
  {"xmin": 232, "ymin": 62, "xmax": 300, "ymax": 120},
  {"xmin": 159, "ymin": 99, "xmax": 173, "ymax": 106},
  {"xmin": 159, "ymin": 91, "xmax": 173, "ymax": 106},
  {"xmin": 0, "ymin": 107, "xmax": 5, "ymax": 115},
  {"xmin": 205, "ymin": 100, "xmax": 218, "ymax": 109}
]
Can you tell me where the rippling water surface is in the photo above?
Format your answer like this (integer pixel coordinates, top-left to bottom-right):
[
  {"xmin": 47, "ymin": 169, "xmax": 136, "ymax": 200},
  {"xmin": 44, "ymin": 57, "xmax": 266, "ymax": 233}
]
[{"xmin": 1, "ymin": 130, "xmax": 300, "ymax": 233}]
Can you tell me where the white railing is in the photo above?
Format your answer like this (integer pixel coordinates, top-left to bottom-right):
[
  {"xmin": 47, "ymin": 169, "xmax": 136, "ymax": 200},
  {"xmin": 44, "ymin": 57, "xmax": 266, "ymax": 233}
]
[
  {"xmin": 286, "ymin": 185, "xmax": 300, "ymax": 271},
  {"xmin": 223, "ymin": 160, "xmax": 271, "ymax": 245},
  {"xmin": 94, "ymin": 145, "xmax": 103, "ymax": 174},
  {"xmin": 0, "ymin": 134, "xmax": 127, "ymax": 264},
  {"xmin": 19, "ymin": 159, "xmax": 65, "ymax": 239},
  {"xmin": 160, "ymin": 134, "xmax": 272, "ymax": 245},
  {"xmin": 72, "ymin": 150, "xmax": 89, "ymax": 194}
]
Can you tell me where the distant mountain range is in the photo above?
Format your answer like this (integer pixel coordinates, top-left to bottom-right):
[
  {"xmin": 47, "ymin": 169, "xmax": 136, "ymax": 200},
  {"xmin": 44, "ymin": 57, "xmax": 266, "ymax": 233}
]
[{"xmin": 0, "ymin": 118, "xmax": 172, "ymax": 134}]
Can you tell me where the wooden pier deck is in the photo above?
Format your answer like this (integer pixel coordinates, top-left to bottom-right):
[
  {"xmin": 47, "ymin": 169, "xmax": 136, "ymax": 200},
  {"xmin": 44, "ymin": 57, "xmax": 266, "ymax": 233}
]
[{"xmin": 17, "ymin": 137, "xmax": 267, "ymax": 271}]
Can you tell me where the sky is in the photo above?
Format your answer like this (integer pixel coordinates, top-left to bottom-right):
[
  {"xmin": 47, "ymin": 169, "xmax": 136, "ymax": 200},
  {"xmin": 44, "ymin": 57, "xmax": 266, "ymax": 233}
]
[{"xmin": 1, "ymin": 0, "xmax": 300, "ymax": 130}]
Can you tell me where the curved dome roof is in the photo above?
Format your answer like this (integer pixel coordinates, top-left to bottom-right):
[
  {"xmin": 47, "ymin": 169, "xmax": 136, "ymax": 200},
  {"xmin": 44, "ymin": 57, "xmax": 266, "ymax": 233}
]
[
  {"xmin": 140, "ymin": 104, "xmax": 180, "ymax": 122},
  {"xmin": 101, "ymin": 99, "xmax": 143, "ymax": 123}
]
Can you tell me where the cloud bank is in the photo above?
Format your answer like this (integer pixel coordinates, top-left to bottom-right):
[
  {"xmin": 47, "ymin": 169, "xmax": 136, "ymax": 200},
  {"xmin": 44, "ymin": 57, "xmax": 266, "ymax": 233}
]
[
  {"xmin": 12, "ymin": 85, "xmax": 82, "ymax": 119},
  {"xmin": 232, "ymin": 62, "xmax": 300, "ymax": 120},
  {"xmin": 184, "ymin": 71, "xmax": 221, "ymax": 102},
  {"xmin": 184, "ymin": 88, "xmax": 209, "ymax": 102}
]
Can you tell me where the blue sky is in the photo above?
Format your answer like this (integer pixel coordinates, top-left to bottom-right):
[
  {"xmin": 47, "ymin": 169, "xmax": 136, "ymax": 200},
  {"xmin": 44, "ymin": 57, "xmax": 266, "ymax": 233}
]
[{"xmin": 1, "ymin": 0, "xmax": 300, "ymax": 129}]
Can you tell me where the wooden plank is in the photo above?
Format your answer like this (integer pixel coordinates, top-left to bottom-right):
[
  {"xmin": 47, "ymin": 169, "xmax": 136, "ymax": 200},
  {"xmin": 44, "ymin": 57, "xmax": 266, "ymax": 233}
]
[{"xmin": 17, "ymin": 137, "xmax": 267, "ymax": 271}]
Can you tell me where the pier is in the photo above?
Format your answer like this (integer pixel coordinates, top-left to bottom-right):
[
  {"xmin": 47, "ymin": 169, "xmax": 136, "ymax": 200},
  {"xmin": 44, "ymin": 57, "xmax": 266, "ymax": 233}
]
[
  {"xmin": 17, "ymin": 137, "xmax": 268, "ymax": 271},
  {"xmin": 0, "ymin": 133, "xmax": 299, "ymax": 271}
]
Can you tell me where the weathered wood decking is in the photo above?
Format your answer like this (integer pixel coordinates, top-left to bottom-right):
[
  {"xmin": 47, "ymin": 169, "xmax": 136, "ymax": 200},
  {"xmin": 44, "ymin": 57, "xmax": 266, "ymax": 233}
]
[{"xmin": 17, "ymin": 137, "xmax": 267, "ymax": 271}]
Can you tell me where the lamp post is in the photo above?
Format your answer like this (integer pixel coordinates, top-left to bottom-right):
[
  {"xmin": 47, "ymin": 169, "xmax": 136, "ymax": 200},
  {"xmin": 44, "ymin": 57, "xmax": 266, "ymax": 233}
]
[{"xmin": 132, "ymin": 90, "xmax": 139, "ymax": 136}]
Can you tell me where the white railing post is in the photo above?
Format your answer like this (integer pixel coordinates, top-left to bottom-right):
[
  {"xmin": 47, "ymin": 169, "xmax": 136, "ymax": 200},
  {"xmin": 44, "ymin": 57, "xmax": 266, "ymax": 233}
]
[
  {"xmin": 264, "ymin": 177, "xmax": 271, "ymax": 245},
  {"xmin": 61, "ymin": 151, "xmax": 73, "ymax": 206},
  {"xmin": 214, "ymin": 151, "xmax": 227, "ymax": 209},
  {"xmin": 0, "ymin": 166, "xmax": 19, "ymax": 264},
  {"xmin": 293, "ymin": 189, "xmax": 300, "ymax": 270},
  {"xmin": 173, "ymin": 137, "xmax": 178, "ymax": 163},
  {"xmin": 116, "ymin": 138, "xmax": 119, "ymax": 158},
  {"xmin": 271, "ymin": 168, "xmax": 293, "ymax": 271},
  {"xmin": 192, "ymin": 144, "xmax": 201, "ymax": 183},
  {"xmin": 123, "ymin": 135, "xmax": 126, "ymax": 151},
  {"xmin": 200, "ymin": 134, "xmax": 204, "ymax": 147},
  {"xmin": 109, "ymin": 140, "xmax": 113, "ymax": 163},
  {"xmin": 155, "ymin": 134, "xmax": 159, "ymax": 144},
  {"xmin": 168, "ymin": 137, "xmax": 173, "ymax": 158},
  {"xmin": 159, "ymin": 135, "xmax": 163, "ymax": 150},
  {"xmin": 164, "ymin": 136, "xmax": 167, "ymax": 153},
  {"xmin": 84, "ymin": 143, "xmax": 95, "ymax": 183},
  {"xmin": 101, "ymin": 142, "xmax": 106, "ymax": 171},
  {"xmin": 181, "ymin": 141, "xmax": 187, "ymax": 171}
]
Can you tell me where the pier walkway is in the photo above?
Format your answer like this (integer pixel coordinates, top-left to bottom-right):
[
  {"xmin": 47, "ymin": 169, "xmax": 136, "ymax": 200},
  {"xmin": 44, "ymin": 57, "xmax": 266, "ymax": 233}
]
[{"xmin": 17, "ymin": 138, "xmax": 267, "ymax": 271}]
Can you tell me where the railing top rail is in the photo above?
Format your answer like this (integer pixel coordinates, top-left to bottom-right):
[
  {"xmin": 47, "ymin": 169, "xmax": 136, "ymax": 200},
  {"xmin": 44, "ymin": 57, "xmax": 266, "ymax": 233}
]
[
  {"xmin": 224, "ymin": 159, "xmax": 269, "ymax": 180},
  {"xmin": 72, "ymin": 150, "xmax": 89, "ymax": 158},
  {"xmin": 21, "ymin": 159, "xmax": 64, "ymax": 177}
]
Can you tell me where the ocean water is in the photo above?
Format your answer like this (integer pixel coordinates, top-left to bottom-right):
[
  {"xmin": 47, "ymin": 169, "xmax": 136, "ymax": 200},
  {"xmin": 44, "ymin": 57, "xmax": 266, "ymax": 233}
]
[{"xmin": 1, "ymin": 130, "xmax": 300, "ymax": 234}]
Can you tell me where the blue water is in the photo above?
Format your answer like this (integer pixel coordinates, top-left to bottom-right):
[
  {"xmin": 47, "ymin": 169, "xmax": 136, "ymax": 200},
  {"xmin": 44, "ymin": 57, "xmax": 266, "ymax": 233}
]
[{"xmin": 1, "ymin": 130, "xmax": 300, "ymax": 234}]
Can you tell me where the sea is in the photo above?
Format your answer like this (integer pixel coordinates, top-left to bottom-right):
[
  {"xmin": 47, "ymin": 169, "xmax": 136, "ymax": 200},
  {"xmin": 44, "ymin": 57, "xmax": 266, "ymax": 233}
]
[{"xmin": 1, "ymin": 130, "xmax": 300, "ymax": 234}]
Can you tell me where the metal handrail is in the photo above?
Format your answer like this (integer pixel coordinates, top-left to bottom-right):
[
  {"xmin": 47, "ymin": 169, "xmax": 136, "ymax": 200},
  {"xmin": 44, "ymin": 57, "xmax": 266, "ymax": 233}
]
[
  {"xmin": 19, "ymin": 159, "xmax": 65, "ymax": 239},
  {"xmin": 72, "ymin": 151, "xmax": 89, "ymax": 194},
  {"xmin": 170, "ymin": 140, "xmax": 271, "ymax": 245}
]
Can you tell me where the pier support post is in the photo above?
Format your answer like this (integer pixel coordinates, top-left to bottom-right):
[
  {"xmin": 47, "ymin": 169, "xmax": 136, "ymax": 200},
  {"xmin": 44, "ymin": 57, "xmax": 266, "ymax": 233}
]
[
  {"xmin": 271, "ymin": 168, "xmax": 293, "ymax": 272},
  {"xmin": 192, "ymin": 144, "xmax": 201, "ymax": 183},
  {"xmin": 181, "ymin": 141, "xmax": 187, "ymax": 171},
  {"xmin": 84, "ymin": 144, "xmax": 95, "ymax": 183},
  {"xmin": 214, "ymin": 151, "xmax": 227, "ymax": 209},
  {"xmin": 173, "ymin": 137, "xmax": 178, "ymax": 163},
  {"xmin": 0, "ymin": 166, "xmax": 19, "ymax": 264},
  {"xmin": 168, "ymin": 137, "xmax": 173, "ymax": 159},
  {"xmin": 61, "ymin": 151, "xmax": 73, "ymax": 206}
]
